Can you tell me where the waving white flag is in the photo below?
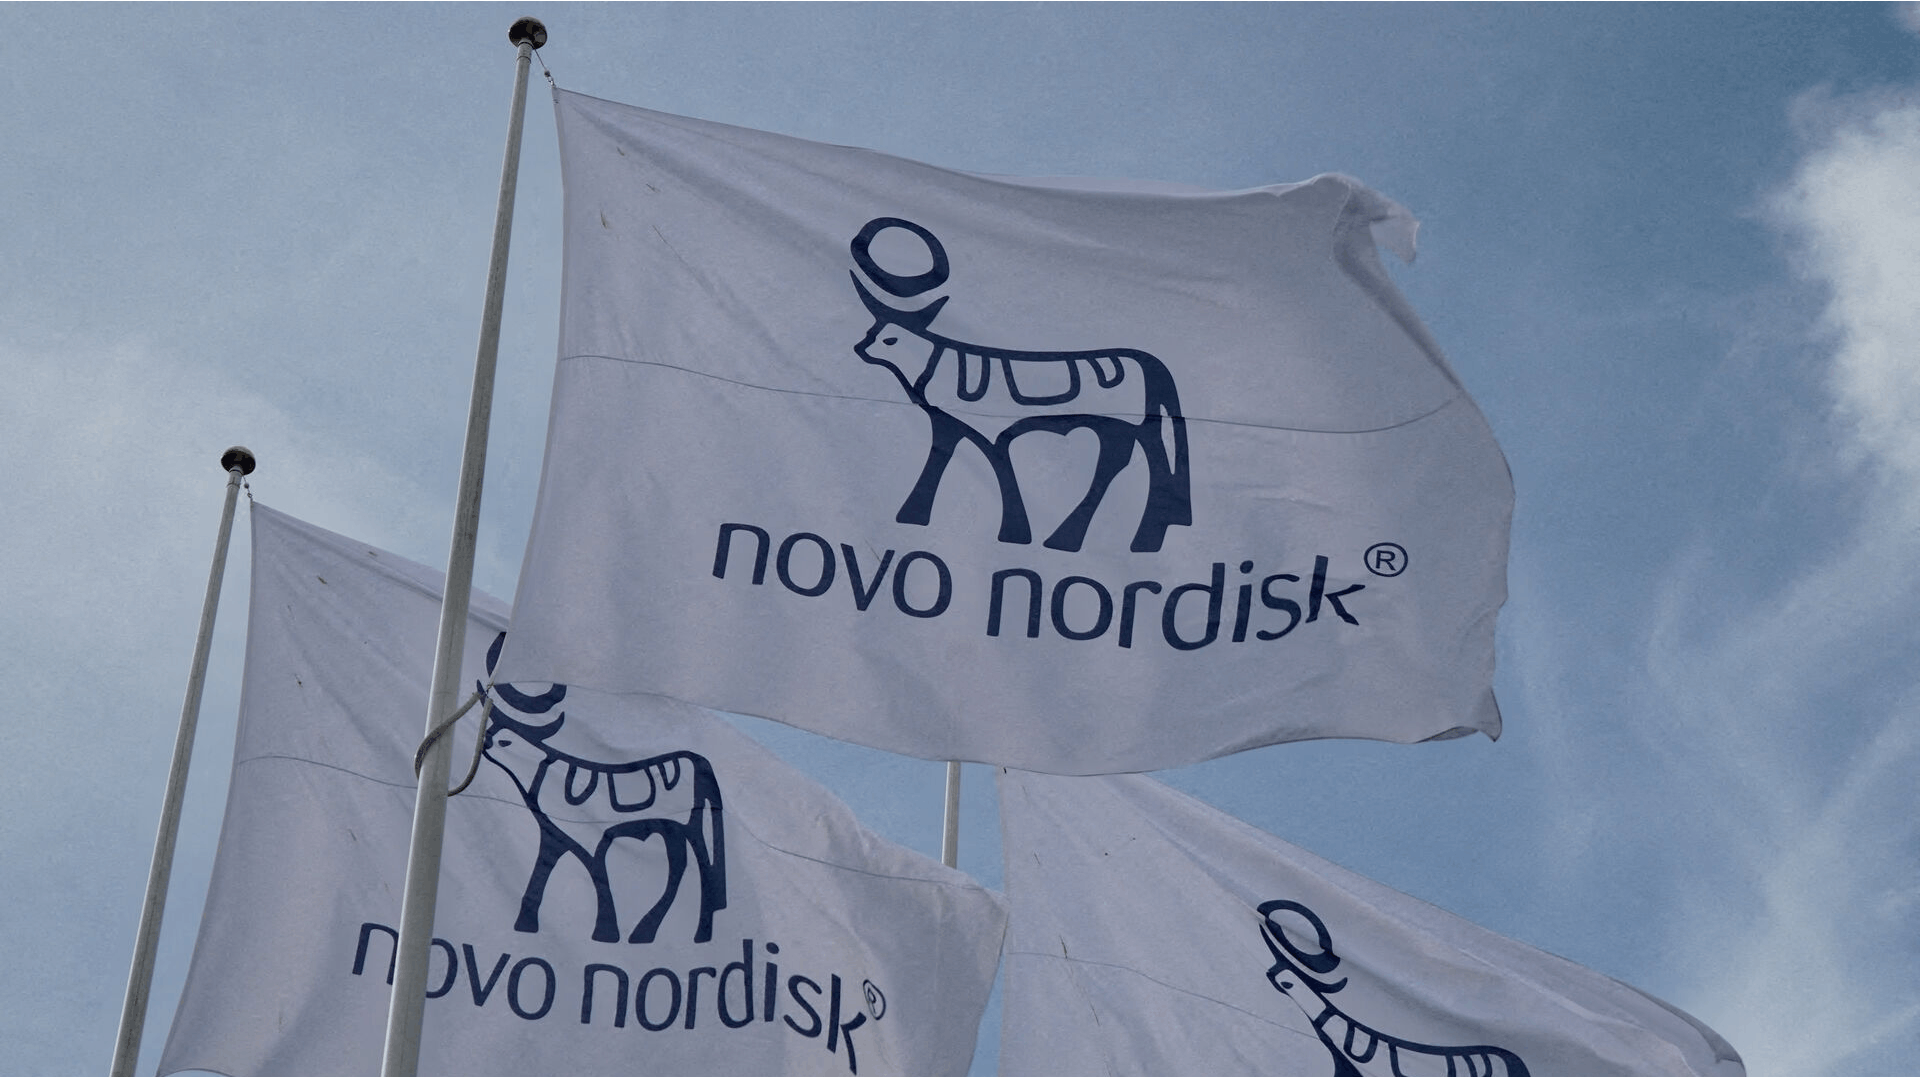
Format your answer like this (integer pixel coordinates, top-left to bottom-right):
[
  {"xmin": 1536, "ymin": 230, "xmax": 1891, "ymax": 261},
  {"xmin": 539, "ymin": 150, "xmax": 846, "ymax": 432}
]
[
  {"xmin": 498, "ymin": 88, "xmax": 1512, "ymax": 774},
  {"xmin": 997, "ymin": 769, "xmax": 1744, "ymax": 1077},
  {"xmin": 158, "ymin": 506, "xmax": 1005, "ymax": 1077}
]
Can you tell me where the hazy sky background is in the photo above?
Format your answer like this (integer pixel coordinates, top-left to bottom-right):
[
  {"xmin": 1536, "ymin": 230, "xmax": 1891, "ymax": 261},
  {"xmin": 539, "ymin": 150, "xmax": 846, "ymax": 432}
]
[{"xmin": 4, "ymin": 5, "xmax": 1918, "ymax": 1076}]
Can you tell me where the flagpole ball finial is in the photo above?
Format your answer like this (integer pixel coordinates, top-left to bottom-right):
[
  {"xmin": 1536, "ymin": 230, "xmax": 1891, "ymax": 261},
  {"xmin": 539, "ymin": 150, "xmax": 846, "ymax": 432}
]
[
  {"xmin": 508, "ymin": 17, "xmax": 547, "ymax": 49},
  {"xmin": 220, "ymin": 446, "xmax": 257, "ymax": 476}
]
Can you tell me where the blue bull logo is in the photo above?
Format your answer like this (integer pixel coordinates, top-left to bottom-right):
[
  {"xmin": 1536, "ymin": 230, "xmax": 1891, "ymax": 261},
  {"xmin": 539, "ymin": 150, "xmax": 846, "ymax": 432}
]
[
  {"xmin": 479, "ymin": 633, "xmax": 727, "ymax": 944},
  {"xmin": 1259, "ymin": 899, "xmax": 1531, "ymax": 1077},
  {"xmin": 850, "ymin": 217, "xmax": 1192, "ymax": 554}
]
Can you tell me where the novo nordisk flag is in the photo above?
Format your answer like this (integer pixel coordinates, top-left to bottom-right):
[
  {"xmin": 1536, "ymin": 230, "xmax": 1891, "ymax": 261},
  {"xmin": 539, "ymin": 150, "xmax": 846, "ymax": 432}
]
[
  {"xmin": 497, "ymin": 90, "xmax": 1512, "ymax": 775},
  {"xmin": 158, "ymin": 506, "xmax": 1006, "ymax": 1077},
  {"xmin": 997, "ymin": 769, "xmax": 1745, "ymax": 1077}
]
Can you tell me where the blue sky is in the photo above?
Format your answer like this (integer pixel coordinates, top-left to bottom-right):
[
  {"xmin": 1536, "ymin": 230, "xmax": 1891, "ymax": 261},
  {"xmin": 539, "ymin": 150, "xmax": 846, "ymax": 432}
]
[{"xmin": 3, "ymin": 5, "xmax": 1917, "ymax": 1075}]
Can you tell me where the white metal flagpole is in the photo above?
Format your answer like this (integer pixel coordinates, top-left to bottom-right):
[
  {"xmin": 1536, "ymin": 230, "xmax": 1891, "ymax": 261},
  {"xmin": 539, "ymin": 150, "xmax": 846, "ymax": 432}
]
[
  {"xmin": 108, "ymin": 445, "xmax": 255, "ymax": 1077},
  {"xmin": 378, "ymin": 17, "xmax": 545, "ymax": 1077},
  {"xmin": 942, "ymin": 761, "xmax": 962, "ymax": 868}
]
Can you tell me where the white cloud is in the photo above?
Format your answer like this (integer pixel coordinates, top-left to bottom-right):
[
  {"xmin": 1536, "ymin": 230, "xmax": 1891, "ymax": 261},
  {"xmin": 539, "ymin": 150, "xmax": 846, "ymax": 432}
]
[
  {"xmin": 1774, "ymin": 89, "xmax": 1920, "ymax": 492},
  {"xmin": 1656, "ymin": 616, "xmax": 1920, "ymax": 1077},
  {"xmin": 1639, "ymin": 86, "xmax": 1920, "ymax": 1077}
]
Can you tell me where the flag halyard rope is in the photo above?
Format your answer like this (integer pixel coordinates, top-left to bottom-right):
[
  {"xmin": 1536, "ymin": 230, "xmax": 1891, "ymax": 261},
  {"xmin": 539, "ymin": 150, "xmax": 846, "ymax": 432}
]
[{"xmin": 411, "ymin": 682, "xmax": 494, "ymax": 796}]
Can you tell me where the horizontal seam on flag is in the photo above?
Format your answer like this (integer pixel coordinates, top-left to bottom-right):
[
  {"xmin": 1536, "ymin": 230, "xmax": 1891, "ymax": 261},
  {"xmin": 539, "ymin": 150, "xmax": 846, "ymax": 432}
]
[
  {"xmin": 235, "ymin": 755, "xmax": 738, "ymax": 828},
  {"xmin": 235, "ymin": 754, "xmax": 522, "ymax": 809},
  {"xmin": 237, "ymin": 755, "xmax": 984, "ymax": 890},
  {"xmin": 559, "ymin": 351, "xmax": 1468, "ymax": 436},
  {"xmin": 1004, "ymin": 949, "xmax": 1318, "ymax": 1039}
]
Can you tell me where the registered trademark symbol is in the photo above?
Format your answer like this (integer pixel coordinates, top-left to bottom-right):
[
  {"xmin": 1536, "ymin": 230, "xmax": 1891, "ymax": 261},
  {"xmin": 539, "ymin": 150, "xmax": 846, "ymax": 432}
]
[
  {"xmin": 863, "ymin": 980, "xmax": 888, "ymax": 1020},
  {"xmin": 1364, "ymin": 542, "xmax": 1408, "ymax": 577}
]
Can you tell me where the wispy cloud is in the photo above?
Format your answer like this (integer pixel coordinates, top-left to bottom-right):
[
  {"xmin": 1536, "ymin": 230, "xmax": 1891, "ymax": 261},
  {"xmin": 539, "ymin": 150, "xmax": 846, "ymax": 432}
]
[
  {"xmin": 1642, "ymin": 81, "xmax": 1920, "ymax": 1077},
  {"xmin": 1775, "ymin": 87, "xmax": 1920, "ymax": 491}
]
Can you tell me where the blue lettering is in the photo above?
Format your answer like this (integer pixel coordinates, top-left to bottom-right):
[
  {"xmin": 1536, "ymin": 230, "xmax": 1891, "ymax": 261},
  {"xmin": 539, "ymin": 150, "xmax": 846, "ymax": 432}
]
[
  {"xmin": 840, "ymin": 546, "xmax": 895, "ymax": 611},
  {"xmin": 1307, "ymin": 555, "xmax": 1363, "ymax": 625},
  {"xmin": 988, "ymin": 568, "xmax": 1042, "ymax": 638},
  {"xmin": 507, "ymin": 957, "xmax": 556, "ymax": 1020},
  {"xmin": 636, "ymin": 968, "xmax": 681, "ymax": 1031},
  {"xmin": 1118, "ymin": 580, "xmax": 1162, "ymax": 648},
  {"xmin": 719, "ymin": 939, "xmax": 756, "ymax": 1029},
  {"xmin": 1232, "ymin": 560, "xmax": 1256, "ymax": 642},
  {"xmin": 582, "ymin": 964, "xmax": 628, "ymax": 1027},
  {"xmin": 712, "ymin": 523, "xmax": 770, "ymax": 584},
  {"xmin": 684, "ymin": 966, "xmax": 717, "ymax": 1029},
  {"xmin": 425, "ymin": 938, "xmax": 457, "ymax": 999},
  {"xmin": 784, "ymin": 975, "xmax": 824, "ymax": 1038},
  {"xmin": 463, "ymin": 945, "xmax": 510, "ymax": 1007},
  {"xmin": 1162, "ymin": 562, "xmax": 1224, "ymax": 650},
  {"xmin": 827, "ymin": 974, "xmax": 868, "ymax": 1074},
  {"xmin": 1050, "ymin": 576, "xmax": 1113, "ymax": 641},
  {"xmin": 763, "ymin": 943, "xmax": 781, "ymax": 1023},
  {"xmin": 891, "ymin": 550, "xmax": 951, "ymax": 618},
  {"xmin": 352, "ymin": 922, "xmax": 398, "ymax": 985},
  {"xmin": 714, "ymin": 520, "xmax": 1366, "ymax": 645},
  {"xmin": 1258, "ymin": 574, "xmax": 1302, "ymax": 640},
  {"xmin": 777, "ymin": 533, "xmax": 836, "ymax": 597}
]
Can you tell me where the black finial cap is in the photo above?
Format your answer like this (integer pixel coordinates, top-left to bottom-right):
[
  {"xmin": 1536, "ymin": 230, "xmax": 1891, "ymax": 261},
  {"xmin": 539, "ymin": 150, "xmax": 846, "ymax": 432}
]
[
  {"xmin": 221, "ymin": 446, "xmax": 257, "ymax": 476},
  {"xmin": 509, "ymin": 17, "xmax": 548, "ymax": 49}
]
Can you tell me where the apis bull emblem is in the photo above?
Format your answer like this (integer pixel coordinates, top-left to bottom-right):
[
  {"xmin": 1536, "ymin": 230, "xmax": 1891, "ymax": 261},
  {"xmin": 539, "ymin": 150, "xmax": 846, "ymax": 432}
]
[
  {"xmin": 479, "ymin": 633, "xmax": 726, "ymax": 945},
  {"xmin": 850, "ymin": 217, "xmax": 1192, "ymax": 554},
  {"xmin": 1259, "ymin": 899, "xmax": 1530, "ymax": 1077}
]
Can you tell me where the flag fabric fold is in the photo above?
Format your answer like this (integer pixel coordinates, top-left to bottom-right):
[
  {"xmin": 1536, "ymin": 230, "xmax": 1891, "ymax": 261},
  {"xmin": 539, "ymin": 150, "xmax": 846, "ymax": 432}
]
[
  {"xmin": 996, "ymin": 768, "xmax": 1744, "ymax": 1077},
  {"xmin": 158, "ymin": 505, "xmax": 1006, "ymax": 1077},
  {"xmin": 498, "ymin": 88, "xmax": 1512, "ymax": 774}
]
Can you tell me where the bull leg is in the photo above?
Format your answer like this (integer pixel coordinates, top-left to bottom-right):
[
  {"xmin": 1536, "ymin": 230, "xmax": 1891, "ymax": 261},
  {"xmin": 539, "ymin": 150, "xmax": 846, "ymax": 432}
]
[
  {"xmin": 984, "ymin": 444, "xmax": 1033, "ymax": 545},
  {"xmin": 695, "ymin": 799, "xmax": 726, "ymax": 914},
  {"xmin": 1045, "ymin": 426, "xmax": 1136, "ymax": 553},
  {"xmin": 1131, "ymin": 506, "xmax": 1182, "ymax": 552},
  {"xmin": 628, "ymin": 832, "xmax": 690, "ymax": 944},
  {"xmin": 586, "ymin": 858, "xmax": 624, "ymax": 944},
  {"xmin": 515, "ymin": 829, "xmax": 571, "ymax": 935},
  {"xmin": 896, "ymin": 414, "xmax": 963, "ymax": 527},
  {"xmin": 689, "ymin": 844, "xmax": 722, "ymax": 944},
  {"xmin": 1131, "ymin": 415, "xmax": 1191, "ymax": 553}
]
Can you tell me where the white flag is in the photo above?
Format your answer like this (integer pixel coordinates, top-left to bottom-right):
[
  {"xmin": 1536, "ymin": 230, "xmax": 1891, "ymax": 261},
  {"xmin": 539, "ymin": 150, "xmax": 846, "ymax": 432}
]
[
  {"xmin": 498, "ymin": 89, "xmax": 1512, "ymax": 774},
  {"xmin": 996, "ymin": 769, "xmax": 1743, "ymax": 1077},
  {"xmin": 159, "ymin": 505, "xmax": 1006, "ymax": 1077}
]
